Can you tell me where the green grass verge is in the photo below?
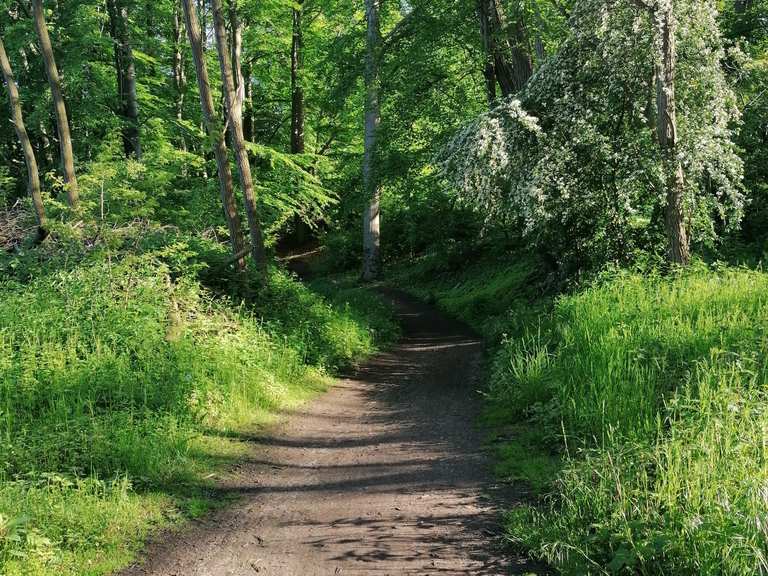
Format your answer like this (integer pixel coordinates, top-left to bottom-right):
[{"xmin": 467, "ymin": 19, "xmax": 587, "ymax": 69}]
[
  {"xmin": 393, "ymin": 251, "xmax": 768, "ymax": 575},
  {"xmin": 0, "ymin": 249, "xmax": 396, "ymax": 575}
]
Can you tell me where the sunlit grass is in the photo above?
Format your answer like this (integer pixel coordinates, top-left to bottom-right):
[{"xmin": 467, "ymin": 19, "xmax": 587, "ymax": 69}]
[
  {"xmin": 0, "ymin": 255, "xmax": 395, "ymax": 575},
  {"xmin": 493, "ymin": 266, "xmax": 768, "ymax": 575}
]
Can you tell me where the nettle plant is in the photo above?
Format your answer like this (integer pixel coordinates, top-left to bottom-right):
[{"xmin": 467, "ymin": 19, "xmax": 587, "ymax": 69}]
[{"xmin": 440, "ymin": 0, "xmax": 743, "ymax": 270}]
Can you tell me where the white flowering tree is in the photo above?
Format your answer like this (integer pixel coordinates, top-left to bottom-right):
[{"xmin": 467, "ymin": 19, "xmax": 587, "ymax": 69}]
[{"xmin": 440, "ymin": 0, "xmax": 744, "ymax": 270}]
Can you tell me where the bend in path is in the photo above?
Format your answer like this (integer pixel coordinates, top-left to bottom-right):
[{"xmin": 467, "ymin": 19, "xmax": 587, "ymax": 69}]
[{"xmin": 120, "ymin": 290, "xmax": 546, "ymax": 575}]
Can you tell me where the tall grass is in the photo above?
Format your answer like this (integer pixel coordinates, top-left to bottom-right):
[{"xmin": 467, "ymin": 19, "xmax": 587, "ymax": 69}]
[
  {"xmin": 495, "ymin": 267, "xmax": 768, "ymax": 575},
  {"xmin": 0, "ymin": 254, "xmax": 395, "ymax": 575}
]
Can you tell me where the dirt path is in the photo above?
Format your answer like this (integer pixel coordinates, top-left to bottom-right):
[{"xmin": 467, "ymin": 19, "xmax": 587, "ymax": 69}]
[{"xmin": 120, "ymin": 291, "xmax": 544, "ymax": 575}]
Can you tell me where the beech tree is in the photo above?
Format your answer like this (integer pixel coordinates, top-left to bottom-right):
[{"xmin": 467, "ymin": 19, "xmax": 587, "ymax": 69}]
[
  {"xmin": 181, "ymin": 0, "xmax": 247, "ymax": 270},
  {"xmin": 210, "ymin": 0, "xmax": 267, "ymax": 269},
  {"xmin": 291, "ymin": 0, "xmax": 305, "ymax": 154},
  {"xmin": 31, "ymin": 0, "xmax": 79, "ymax": 209},
  {"xmin": 648, "ymin": 0, "xmax": 689, "ymax": 264},
  {"xmin": 172, "ymin": 1, "xmax": 187, "ymax": 155},
  {"xmin": 362, "ymin": 0, "xmax": 382, "ymax": 281},
  {"xmin": 0, "ymin": 33, "xmax": 47, "ymax": 237},
  {"xmin": 106, "ymin": 0, "xmax": 142, "ymax": 160}
]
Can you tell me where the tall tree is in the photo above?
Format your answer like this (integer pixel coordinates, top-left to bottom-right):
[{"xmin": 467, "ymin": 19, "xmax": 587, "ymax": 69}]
[
  {"xmin": 106, "ymin": 0, "xmax": 142, "ymax": 160},
  {"xmin": 211, "ymin": 0, "xmax": 267, "ymax": 269},
  {"xmin": 632, "ymin": 0, "xmax": 690, "ymax": 264},
  {"xmin": 31, "ymin": 0, "xmax": 79, "ymax": 209},
  {"xmin": 362, "ymin": 0, "xmax": 382, "ymax": 281},
  {"xmin": 172, "ymin": 0, "xmax": 187, "ymax": 155},
  {"xmin": 229, "ymin": 0, "xmax": 244, "ymax": 114},
  {"xmin": 291, "ymin": 0, "xmax": 305, "ymax": 154},
  {"xmin": 655, "ymin": 2, "xmax": 689, "ymax": 265},
  {"xmin": 477, "ymin": 0, "xmax": 533, "ymax": 100},
  {"xmin": 181, "ymin": 0, "xmax": 247, "ymax": 270},
  {"xmin": 478, "ymin": 0, "xmax": 497, "ymax": 106},
  {"xmin": 0, "ymin": 33, "xmax": 47, "ymax": 237}
]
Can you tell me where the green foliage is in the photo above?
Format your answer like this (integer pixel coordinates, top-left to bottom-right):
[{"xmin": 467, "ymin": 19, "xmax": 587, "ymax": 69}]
[
  {"xmin": 492, "ymin": 267, "xmax": 768, "ymax": 575},
  {"xmin": 389, "ymin": 245, "xmax": 552, "ymax": 342},
  {"xmin": 0, "ymin": 247, "xmax": 395, "ymax": 575},
  {"xmin": 439, "ymin": 0, "xmax": 744, "ymax": 272}
]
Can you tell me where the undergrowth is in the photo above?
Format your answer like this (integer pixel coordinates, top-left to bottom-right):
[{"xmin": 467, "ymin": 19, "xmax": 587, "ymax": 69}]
[{"xmin": 0, "ymin": 233, "xmax": 396, "ymax": 575}]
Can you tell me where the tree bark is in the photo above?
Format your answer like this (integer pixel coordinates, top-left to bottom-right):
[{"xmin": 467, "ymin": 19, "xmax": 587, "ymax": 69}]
[
  {"xmin": 172, "ymin": 1, "xmax": 187, "ymax": 154},
  {"xmin": 477, "ymin": 0, "xmax": 497, "ymax": 106},
  {"xmin": 655, "ymin": 4, "xmax": 690, "ymax": 265},
  {"xmin": 32, "ymin": 0, "xmax": 79, "ymax": 209},
  {"xmin": 181, "ymin": 0, "xmax": 247, "ymax": 270},
  {"xmin": 242, "ymin": 59, "xmax": 253, "ymax": 141},
  {"xmin": 229, "ymin": 1, "xmax": 244, "ymax": 113},
  {"xmin": 477, "ymin": 0, "xmax": 532, "ymax": 100},
  {"xmin": 491, "ymin": 0, "xmax": 532, "ymax": 95},
  {"xmin": 290, "ymin": 0, "xmax": 305, "ymax": 154},
  {"xmin": 211, "ymin": 0, "xmax": 267, "ymax": 270},
  {"xmin": 0, "ymin": 34, "xmax": 47, "ymax": 237},
  {"xmin": 362, "ymin": 0, "xmax": 382, "ymax": 281},
  {"xmin": 107, "ymin": 0, "xmax": 142, "ymax": 160}
]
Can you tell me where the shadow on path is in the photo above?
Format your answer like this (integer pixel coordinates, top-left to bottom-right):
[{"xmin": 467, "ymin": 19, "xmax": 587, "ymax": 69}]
[{"xmin": 119, "ymin": 289, "xmax": 549, "ymax": 575}]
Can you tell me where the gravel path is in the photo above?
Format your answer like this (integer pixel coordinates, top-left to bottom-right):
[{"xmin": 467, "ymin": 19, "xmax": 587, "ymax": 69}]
[{"xmin": 119, "ymin": 290, "xmax": 544, "ymax": 575}]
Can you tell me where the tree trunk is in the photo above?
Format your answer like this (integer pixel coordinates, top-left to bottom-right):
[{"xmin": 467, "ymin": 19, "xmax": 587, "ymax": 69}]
[
  {"xmin": 198, "ymin": 0, "xmax": 206, "ymax": 49},
  {"xmin": 656, "ymin": 4, "xmax": 690, "ymax": 265},
  {"xmin": 107, "ymin": 0, "xmax": 142, "ymax": 160},
  {"xmin": 172, "ymin": 1, "xmax": 187, "ymax": 154},
  {"xmin": 491, "ymin": 0, "xmax": 532, "ymax": 95},
  {"xmin": 291, "ymin": 0, "xmax": 305, "ymax": 154},
  {"xmin": 32, "ymin": 0, "xmax": 78, "ymax": 209},
  {"xmin": 362, "ymin": 0, "xmax": 382, "ymax": 281},
  {"xmin": 181, "ymin": 0, "xmax": 247, "ymax": 270},
  {"xmin": 242, "ymin": 59, "xmax": 253, "ymax": 142},
  {"xmin": 0, "ymin": 34, "xmax": 47, "ymax": 237},
  {"xmin": 211, "ymin": 0, "xmax": 267, "ymax": 270},
  {"xmin": 735, "ymin": 0, "xmax": 752, "ymax": 13},
  {"xmin": 477, "ymin": 0, "xmax": 532, "ymax": 100},
  {"xmin": 229, "ymin": 1, "xmax": 244, "ymax": 113},
  {"xmin": 532, "ymin": 0, "xmax": 546, "ymax": 65},
  {"xmin": 477, "ymin": 0, "xmax": 497, "ymax": 107}
]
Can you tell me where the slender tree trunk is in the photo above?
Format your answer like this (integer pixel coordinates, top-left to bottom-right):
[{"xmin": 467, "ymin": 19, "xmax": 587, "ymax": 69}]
[
  {"xmin": 181, "ymin": 0, "xmax": 247, "ymax": 270},
  {"xmin": 32, "ymin": 0, "xmax": 78, "ymax": 209},
  {"xmin": 198, "ymin": 0, "xmax": 206, "ymax": 49},
  {"xmin": 229, "ymin": 1, "xmax": 244, "ymax": 112},
  {"xmin": 107, "ymin": 0, "xmax": 142, "ymax": 159},
  {"xmin": 211, "ymin": 0, "xmax": 267, "ymax": 269},
  {"xmin": 477, "ymin": 0, "xmax": 497, "ymax": 107},
  {"xmin": 291, "ymin": 0, "xmax": 305, "ymax": 154},
  {"xmin": 532, "ymin": 1, "xmax": 546, "ymax": 65},
  {"xmin": 0, "ymin": 35, "xmax": 47, "ymax": 237},
  {"xmin": 242, "ymin": 59, "xmax": 253, "ymax": 141},
  {"xmin": 172, "ymin": 1, "xmax": 187, "ymax": 155},
  {"xmin": 362, "ymin": 0, "xmax": 382, "ymax": 281},
  {"xmin": 656, "ymin": 4, "xmax": 690, "ymax": 265}
]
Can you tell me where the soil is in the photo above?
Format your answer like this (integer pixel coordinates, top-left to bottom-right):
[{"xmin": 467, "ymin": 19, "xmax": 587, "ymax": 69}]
[{"xmin": 119, "ymin": 290, "xmax": 546, "ymax": 575}]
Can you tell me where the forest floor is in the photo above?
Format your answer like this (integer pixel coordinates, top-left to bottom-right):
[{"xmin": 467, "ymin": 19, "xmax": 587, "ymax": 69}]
[{"xmin": 118, "ymin": 289, "xmax": 547, "ymax": 576}]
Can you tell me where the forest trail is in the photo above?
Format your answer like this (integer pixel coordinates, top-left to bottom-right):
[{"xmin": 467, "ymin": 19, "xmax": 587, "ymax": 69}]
[{"xmin": 120, "ymin": 290, "xmax": 543, "ymax": 575}]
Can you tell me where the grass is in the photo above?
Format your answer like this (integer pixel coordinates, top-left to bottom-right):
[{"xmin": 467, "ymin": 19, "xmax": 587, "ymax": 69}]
[
  {"xmin": 501, "ymin": 266, "xmax": 768, "ymax": 575},
  {"xmin": 0, "ymin": 245, "xmax": 397, "ymax": 575},
  {"xmin": 393, "ymin": 250, "xmax": 768, "ymax": 575}
]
